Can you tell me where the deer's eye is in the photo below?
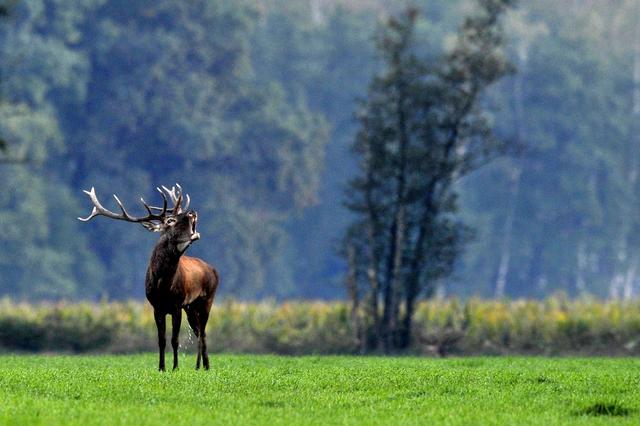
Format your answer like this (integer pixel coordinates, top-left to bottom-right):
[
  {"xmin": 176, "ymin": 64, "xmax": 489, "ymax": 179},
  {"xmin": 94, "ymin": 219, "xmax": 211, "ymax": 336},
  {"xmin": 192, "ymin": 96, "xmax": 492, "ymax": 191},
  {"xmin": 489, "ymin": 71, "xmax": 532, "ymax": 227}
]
[{"xmin": 166, "ymin": 218, "xmax": 177, "ymax": 226}]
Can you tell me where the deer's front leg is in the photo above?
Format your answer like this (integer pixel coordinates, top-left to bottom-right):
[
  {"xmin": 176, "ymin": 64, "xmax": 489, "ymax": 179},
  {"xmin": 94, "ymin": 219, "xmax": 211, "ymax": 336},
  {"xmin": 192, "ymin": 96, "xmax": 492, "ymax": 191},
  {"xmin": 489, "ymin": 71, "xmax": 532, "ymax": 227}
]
[
  {"xmin": 171, "ymin": 310, "xmax": 182, "ymax": 371},
  {"xmin": 154, "ymin": 310, "xmax": 166, "ymax": 372}
]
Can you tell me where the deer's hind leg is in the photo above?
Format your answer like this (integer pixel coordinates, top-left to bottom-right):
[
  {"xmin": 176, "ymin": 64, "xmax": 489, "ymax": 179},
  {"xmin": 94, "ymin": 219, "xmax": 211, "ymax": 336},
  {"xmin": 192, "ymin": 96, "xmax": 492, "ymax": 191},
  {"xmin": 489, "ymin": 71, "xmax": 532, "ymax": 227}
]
[
  {"xmin": 185, "ymin": 306, "xmax": 202, "ymax": 369},
  {"xmin": 198, "ymin": 302, "xmax": 212, "ymax": 370}
]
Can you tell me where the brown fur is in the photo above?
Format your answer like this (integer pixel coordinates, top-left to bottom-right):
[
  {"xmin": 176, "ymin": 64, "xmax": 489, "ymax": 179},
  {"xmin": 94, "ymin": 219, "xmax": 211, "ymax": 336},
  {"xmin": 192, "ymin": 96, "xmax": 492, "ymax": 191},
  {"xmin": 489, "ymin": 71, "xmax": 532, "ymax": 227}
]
[
  {"xmin": 145, "ymin": 212, "xmax": 219, "ymax": 371},
  {"xmin": 79, "ymin": 186, "xmax": 218, "ymax": 371}
]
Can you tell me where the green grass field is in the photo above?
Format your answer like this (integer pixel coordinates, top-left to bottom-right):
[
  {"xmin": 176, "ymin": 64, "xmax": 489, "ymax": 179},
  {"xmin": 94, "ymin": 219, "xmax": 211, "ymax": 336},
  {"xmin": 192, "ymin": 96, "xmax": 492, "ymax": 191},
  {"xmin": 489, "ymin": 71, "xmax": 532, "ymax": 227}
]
[{"xmin": 0, "ymin": 354, "xmax": 638, "ymax": 425}]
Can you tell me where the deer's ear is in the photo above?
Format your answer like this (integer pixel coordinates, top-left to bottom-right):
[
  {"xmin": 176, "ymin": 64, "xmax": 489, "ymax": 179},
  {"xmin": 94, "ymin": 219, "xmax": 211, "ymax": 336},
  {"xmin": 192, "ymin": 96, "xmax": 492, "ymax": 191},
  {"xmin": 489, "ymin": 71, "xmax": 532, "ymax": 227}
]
[{"xmin": 141, "ymin": 221, "xmax": 164, "ymax": 233}]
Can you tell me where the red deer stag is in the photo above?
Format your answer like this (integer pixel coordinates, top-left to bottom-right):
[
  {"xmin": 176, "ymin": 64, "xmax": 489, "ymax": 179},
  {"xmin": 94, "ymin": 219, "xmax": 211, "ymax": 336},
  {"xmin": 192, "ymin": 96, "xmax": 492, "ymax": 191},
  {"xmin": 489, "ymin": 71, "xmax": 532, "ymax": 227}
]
[{"xmin": 79, "ymin": 184, "xmax": 219, "ymax": 371}]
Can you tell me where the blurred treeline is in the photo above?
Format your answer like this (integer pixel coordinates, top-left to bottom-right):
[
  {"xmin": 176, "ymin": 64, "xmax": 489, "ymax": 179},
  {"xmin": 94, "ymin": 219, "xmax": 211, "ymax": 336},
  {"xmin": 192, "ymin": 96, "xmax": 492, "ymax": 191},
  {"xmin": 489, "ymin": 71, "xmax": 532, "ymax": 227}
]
[
  {"xmin": 1, "ymin": 0, "xmax": 639, "ymax": 300},
  {"xmin": 2, "ymin": 298, "xmax": 640, "ymax": 356}
]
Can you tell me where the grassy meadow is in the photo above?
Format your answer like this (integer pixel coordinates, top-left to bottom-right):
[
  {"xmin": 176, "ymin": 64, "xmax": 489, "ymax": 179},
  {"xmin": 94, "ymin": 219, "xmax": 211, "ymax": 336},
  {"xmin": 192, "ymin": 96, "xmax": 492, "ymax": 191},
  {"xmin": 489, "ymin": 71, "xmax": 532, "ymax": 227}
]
[{"xmin": 0, "ymin": 354, "xmax": 639, "ymax": 425}]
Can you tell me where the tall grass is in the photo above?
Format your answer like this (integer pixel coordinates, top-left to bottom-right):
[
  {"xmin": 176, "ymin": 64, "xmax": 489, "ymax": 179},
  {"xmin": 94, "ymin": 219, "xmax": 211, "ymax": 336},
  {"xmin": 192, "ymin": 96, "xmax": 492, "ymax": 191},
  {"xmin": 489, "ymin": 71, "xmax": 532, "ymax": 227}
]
[{"xmin": 1, "ymin": 297, "xmax": 639, "ymax": 355}]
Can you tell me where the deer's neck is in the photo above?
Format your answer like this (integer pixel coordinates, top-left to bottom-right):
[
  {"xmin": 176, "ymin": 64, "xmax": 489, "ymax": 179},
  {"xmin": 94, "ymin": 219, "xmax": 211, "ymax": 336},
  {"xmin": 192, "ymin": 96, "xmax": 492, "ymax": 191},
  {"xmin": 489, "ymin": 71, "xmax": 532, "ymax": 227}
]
[{"xmin": 146, "ymin": 237, "xmax": 182, "ymax": 290}]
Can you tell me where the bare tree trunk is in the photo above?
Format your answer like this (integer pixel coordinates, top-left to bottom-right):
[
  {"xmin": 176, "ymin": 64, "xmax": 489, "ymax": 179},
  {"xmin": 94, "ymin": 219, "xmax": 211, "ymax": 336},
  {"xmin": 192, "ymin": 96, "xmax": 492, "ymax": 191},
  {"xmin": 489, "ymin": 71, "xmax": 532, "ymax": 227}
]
[
  {"xmin": 623, "ymin": 256, "xmax": 638, "ymax": 300},
  {"xmin": 365, "ymin": 208, "xmax": 381, "ymax": 350},
  {"xmin": 387, "ymin": 205, "xmax": 405, "ymax": 348},
  {"xmin": 382, "ymin": 79, "xmax": 410, "ymax": 353},
  {"xmin": 575, "ymin": 239, "xmax": 588, "ymax": 295},
  {"xmin": 494, "ymin": 165, "xmax": 521, "ymax": 298},
  {"xmin": 345, "ymin": 244, "xmax": 362, "ymax": 352},
  {"xmin": 610, "ymin": 238, "xmax": 627, "ymax": 300},
  {"xmin": 494, "ymin": 70, "xmax": 524, "ymax": 297},
  {"xmin": 398, "ymin": 178, "xmax": 440, "ymax": 349},
  {"xmin": 495, "ymin": 19, "xmax": 533, "ymax": 298},
  {"xmin": 527, "ymin": 239, "xmax": 545, "ymax": 293},
  {"xmin": 610, "ymin": 273, "xmax": 623, "ymax": 300},
  {"xmin": 362, "ymin": 143, "xmax": 382, "ymax": 349},
  {"xmin": 398, "ymin": 117, "xmax": 463, "ymax": 349}
]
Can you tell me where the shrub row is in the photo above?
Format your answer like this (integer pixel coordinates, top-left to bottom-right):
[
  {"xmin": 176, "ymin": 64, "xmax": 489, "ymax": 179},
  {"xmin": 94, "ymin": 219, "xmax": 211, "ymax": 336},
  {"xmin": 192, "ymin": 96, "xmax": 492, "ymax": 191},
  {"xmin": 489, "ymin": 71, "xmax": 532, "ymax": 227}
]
[{"xmin": 1, "ymin": 297, "xmax": 640, "ymax": 355}]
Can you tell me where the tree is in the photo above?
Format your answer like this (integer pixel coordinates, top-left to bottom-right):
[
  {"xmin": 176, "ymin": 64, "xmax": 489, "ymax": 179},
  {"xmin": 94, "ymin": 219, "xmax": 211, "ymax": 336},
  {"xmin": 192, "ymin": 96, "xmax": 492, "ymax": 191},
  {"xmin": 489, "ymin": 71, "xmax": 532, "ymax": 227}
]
[
  {"xmin": 63, "ymin": 0, "xmax": 328, "ymax": 298},
  {"xmin": 0, "ymin": 0, "xmax": 328, "ymax": 299},
  {"xmin": 457, "ymin": 0, "xmax": 636, "ymax": 299},
  {"xmin": 0, "ymin": 0, "xmax": 104, "ymax": 299},
  {"xmin": 344, "ymin": 1, "xmax": 513, "ymax": 352}
]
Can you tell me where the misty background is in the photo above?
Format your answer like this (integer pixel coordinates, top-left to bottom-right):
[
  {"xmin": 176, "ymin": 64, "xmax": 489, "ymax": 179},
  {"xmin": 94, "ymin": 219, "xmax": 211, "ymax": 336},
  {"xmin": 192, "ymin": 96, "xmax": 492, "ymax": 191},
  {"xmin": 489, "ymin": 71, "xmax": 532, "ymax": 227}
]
[{"xmin": 0, "ymin": 0, "xmax": 637, "ymax": 301}]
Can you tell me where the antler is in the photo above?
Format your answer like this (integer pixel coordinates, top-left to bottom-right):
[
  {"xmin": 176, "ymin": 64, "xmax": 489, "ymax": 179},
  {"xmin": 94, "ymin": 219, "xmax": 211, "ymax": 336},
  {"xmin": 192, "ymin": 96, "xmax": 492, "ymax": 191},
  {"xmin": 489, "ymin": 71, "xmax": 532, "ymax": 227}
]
[
  {"xmin": 78, "ymin": 187, "xmax": 169, "ymax": 228},
  {"xmin": 150, "ymin": 183, "xmax": 190, "ymax": 214}
]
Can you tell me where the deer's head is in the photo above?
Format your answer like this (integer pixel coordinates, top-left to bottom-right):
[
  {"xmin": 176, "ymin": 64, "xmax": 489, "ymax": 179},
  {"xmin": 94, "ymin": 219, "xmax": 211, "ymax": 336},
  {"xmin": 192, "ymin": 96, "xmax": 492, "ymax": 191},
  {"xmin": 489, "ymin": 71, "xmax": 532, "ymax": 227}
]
[{"xmin": 78, "ymin": 183, "xmax": 200, "ymax": 254}]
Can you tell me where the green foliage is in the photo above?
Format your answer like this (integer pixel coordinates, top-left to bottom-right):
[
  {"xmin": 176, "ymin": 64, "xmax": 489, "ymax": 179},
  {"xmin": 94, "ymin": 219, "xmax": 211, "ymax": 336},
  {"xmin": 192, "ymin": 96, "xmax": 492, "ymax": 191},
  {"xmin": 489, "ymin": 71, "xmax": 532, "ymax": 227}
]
[
  {"xmin": 2, "ymin": 0, "xmax": 640, "ymax": 302},
  {"xmin": 0, "ymin": 0, "xmax": 328, "ymax": 299},
  {"xmin": 343, "ymin": 2, "xmax": 513, "ymax": 352},
  {"xmin": 250, "ymin": 4, "xmax": 380, "ymax": 295},
  {"xmin": 457, "ymin": 1, "xmax": 640, "ymax": 298},
  {"xmin": 2, "ymin": 298, "xmax": 640, "ymax": 356},
  {"xmin": 0, "ymin": 355, "xmax": 640, "ymax": 424},
  {"xmin": 74, "ymin": 0, "xmax": 329, "ymax": 298}
]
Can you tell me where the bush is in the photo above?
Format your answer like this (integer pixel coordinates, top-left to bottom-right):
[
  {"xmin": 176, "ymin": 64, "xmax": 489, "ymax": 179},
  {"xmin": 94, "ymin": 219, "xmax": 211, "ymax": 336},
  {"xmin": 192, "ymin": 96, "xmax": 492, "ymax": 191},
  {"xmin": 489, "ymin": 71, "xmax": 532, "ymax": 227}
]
[{"xmin": 1, "ymin": 297, "xmax": 640, "ymax": 355}]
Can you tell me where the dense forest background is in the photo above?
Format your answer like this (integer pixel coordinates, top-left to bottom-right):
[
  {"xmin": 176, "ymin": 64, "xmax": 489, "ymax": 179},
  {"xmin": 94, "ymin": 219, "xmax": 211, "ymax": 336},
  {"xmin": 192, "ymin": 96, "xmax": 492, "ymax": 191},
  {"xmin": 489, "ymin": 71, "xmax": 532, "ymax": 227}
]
[{"xmin": 1, "ymin": 0, "xmax": 638, "ymax": 301}]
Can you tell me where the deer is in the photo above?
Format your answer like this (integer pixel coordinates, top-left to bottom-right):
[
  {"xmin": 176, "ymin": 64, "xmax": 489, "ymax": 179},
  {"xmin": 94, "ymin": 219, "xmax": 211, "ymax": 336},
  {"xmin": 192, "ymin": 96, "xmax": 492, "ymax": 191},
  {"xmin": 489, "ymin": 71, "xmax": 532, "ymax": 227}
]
[{"xmin": 78, "ymin": 184, "xmax": 219, "ymax": 371}]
